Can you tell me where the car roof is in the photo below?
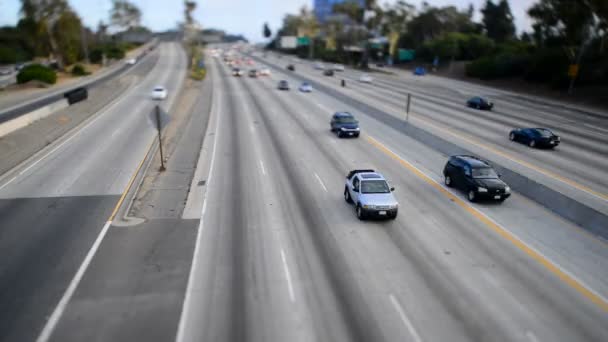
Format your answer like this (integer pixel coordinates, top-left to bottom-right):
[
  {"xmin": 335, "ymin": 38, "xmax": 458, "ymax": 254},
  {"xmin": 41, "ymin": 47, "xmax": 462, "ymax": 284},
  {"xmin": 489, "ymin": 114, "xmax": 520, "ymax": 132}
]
[{"xmin": 452, "ymin": 155, "xmax": 491, "ymax": 168}]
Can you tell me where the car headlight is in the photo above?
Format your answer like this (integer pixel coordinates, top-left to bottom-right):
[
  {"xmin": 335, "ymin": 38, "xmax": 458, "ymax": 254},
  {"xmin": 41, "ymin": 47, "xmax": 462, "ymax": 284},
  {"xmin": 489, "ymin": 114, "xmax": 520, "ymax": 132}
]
[
  {"xmin": 478, "ymin": 187, "xmax": 488, "ymax": 193},
  {"xmin": 391, "ymin": 204, "xmax": 399, "ymax": 209},
  {"xmin": 556, "ymin": 136, "xmax": 560, "ymax": 141},
  {"xmin": 362, "ymin": 204, "xmax": 370, "ymax": 209},
  {"xmin": 340, "ymin": 127, "xmax": 346, "ymax": 131},
  {"xmin": 505, "ymin": 186, "xmax": 511, "ymax": 193}
]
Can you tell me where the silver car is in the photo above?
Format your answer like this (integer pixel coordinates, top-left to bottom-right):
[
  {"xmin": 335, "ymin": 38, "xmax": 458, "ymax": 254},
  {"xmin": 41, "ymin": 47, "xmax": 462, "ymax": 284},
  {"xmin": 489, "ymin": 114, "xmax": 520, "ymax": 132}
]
[{"xmin": 344, "ymin": 169, "xmax": 398, "ymax": 220}]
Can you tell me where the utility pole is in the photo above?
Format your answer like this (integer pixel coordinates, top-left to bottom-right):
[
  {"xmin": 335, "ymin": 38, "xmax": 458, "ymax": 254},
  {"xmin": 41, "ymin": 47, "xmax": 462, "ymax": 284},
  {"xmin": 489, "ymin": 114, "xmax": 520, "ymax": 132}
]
[{"xmin": 81, "ymin": 26, "xmax": 90, "ymax": 64}]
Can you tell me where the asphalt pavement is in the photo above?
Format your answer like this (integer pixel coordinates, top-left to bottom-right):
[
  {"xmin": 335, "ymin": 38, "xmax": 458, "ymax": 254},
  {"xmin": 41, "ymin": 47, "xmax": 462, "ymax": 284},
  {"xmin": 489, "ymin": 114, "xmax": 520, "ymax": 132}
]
[
  {"xmin": 175, "ymin": 52, "xmax": 608, "ymax": 341},
  {"xmin": 0, "ymin": 42, "xmax": 186, "ymax": 342},
  {"xmin": 1, "ymin": 44, "xmax": 607, "ymax": 342}
]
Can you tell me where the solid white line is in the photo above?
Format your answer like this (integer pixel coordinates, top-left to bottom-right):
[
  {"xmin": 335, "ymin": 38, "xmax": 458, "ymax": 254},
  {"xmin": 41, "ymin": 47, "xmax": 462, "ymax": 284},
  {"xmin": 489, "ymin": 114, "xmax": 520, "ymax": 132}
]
[
  {"xmin": 0, "ymin": 176, "xmax": 16, "ymax": 191},
  {"xmin": 280, "ymin": 249, "xmax": 296, "ymax": 303},
  {"xmin": 314, "ymin": 173, "xmax": 328, "ymax": 192},
  {"xmin": 389, "ymin": 294, "xmax": 423, "ymax": 342},
  {"xmin": 315, "ymin": 102, "xmax": 334, "ymax": 115},
  {"xmin": 175, "ymin": 58, "xmax": 222, "ymax": 342},
  {"xmin": 36, "ymin": 220, "xmax": 112, "ymax": 342},
  {"xmin": 259, "ymin": 160, "xmax": 266, "ymax": 175}
]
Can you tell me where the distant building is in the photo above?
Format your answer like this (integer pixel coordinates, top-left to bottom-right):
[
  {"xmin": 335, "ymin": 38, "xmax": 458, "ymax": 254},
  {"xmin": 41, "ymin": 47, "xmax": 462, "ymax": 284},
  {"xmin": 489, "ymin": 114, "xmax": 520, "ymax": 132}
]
[{"xmin": 314, "ymin": 0, "xmax": 365, "ymax": 23}]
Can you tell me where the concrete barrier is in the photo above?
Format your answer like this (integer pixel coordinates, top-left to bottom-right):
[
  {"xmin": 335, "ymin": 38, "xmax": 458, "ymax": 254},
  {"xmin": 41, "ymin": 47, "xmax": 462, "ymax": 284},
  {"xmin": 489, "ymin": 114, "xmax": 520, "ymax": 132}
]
[{"xmin": 0, "ymin": 99, "xmax": 69, "ymax": 138}]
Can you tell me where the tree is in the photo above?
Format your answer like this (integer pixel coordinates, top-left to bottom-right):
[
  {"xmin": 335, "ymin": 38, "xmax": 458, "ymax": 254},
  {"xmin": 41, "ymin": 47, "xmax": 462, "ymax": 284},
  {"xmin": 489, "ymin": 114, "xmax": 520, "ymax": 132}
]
[
  {"xmin": 381, "ymin": 1, "xmax": 415, "ymax": 60},
  {"xmin": 407, "ymin": 4, "xmax": 479, "ymax": 44},
  {"xmin": 110, "ymin": 0, "xmax": 141, "ymax": 31},
  {"xmin": 20, "ymin": 0, "xmax": 77, "ymax": 69},
  {"xmin": 332, "ymin": 1, "xmax": 364, "ymax": 24},
  {"xmin": 263, "ymin": 22, "xmax": 272, "ymax": 39},
  {"xmin": 481, "ymin": 0, "xmax": 516, "ymax": 43},
  {"xmin": 184, "ymin": 1, "xmax": 196, "ymax": 25}
]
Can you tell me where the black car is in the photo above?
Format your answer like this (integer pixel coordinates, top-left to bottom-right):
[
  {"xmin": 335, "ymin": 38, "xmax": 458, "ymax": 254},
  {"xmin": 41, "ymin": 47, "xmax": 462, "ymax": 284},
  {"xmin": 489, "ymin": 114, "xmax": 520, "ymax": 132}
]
[
  {"xmin": 324, "ymin": 69, "xmax": 334, "ymax": 76},
  {"xmin": 330, "ymin": 112, "xmax": 360, "ymax": 138},
  {"xmin": 467, "ymin": 96, "xmax": 493, "ymax": 110},
  {"xmin": 248, "ymin": 69, "xmax": 258, "ymax": 77},
  {"xmin": 287, "ymin": 64, "xmax": 295, "ymax": 71},
  {"xmin": 509, "ymin": 128, "xmax": 560, "ymax": 148},
  {"xmin": 443, "ymin": 155, "xmax": 511, "ymax": 203},
  {"xmin": 277, "ymin": 80, "xmax": 290, "ymax": 90}
]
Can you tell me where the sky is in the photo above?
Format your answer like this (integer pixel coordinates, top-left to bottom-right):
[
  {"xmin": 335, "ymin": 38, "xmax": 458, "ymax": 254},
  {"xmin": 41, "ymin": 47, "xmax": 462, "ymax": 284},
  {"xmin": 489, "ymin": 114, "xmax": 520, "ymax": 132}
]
[{"xmin": 0, "ymin": 0, "xmax": 536, "ymax": 42}]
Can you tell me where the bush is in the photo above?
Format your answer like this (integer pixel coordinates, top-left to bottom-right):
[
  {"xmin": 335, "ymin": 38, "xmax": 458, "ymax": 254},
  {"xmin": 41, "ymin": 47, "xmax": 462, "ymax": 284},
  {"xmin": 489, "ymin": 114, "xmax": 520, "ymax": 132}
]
[
  {"xmin": 191, "ymin": 68, "xmax": 206, "ymax": 81},
  {"xmin": 89, "ymin": 48, "xmax": 104, "ymax": 64},
  {"xmin": 466, "ymin": 52, "xmax": 530, "ymax": 80},
  {"xmin": 17, "ymin": 64, "xmax": 57, "ymax": 84},
  {"xmin": 106, "ymin": 46, "xmax": 125, "ymax": 59},
  {"xmin": 71, "ymin": 64, "xmax": 89, "ymax": 76}
]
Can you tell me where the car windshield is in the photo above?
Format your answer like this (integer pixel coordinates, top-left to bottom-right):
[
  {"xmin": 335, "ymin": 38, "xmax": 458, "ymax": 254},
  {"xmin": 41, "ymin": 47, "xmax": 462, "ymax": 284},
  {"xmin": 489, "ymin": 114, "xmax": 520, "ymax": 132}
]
[
  {"xmin": 361, "ymin": 180, "xmax": 390, "ymax": 194},
  {"xmin": 472, "ymin": 167, "xmax": 498, "ymax": 179},
  {"xmin": 535, "ymin": 129, "xmax": 553, "ymax": 137},
  {"xmin": 154, "ymin": 87, "xmax": 164, "ymax": 91},
  {"xmin": 336, "ymin": 117, "xmax": 357, "ymax": 124},
  {"xmin": 302, "ymin": 83, "xmax": 310, "ymax": 86}
]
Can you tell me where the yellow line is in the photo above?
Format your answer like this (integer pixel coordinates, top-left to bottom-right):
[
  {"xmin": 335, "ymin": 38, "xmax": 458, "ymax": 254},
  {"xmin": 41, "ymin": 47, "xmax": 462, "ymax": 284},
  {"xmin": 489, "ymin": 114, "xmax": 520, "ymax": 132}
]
[
  {"xmin": 409, "ymin": 113, "xmax": 608, "ymax": 202},
  {"xmin": 108, "ymin": 141, "xmax": 154, "ymax": 221},
  {"xmin": 366, "ymin": 135, "xmax": 608, "ymax": 312}
]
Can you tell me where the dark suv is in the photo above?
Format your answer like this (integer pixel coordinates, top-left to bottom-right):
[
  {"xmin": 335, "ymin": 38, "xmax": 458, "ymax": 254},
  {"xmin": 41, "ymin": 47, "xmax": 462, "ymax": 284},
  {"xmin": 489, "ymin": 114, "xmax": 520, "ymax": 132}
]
[
  {"xmin": 466, "ymin": 96, "xmax": 493, "ymax": 110},
  {"xmin": 443, "ymin": 155, "xmax": 510, "ymax": 203},
  {"xmin": 330, "ymin": 112, "xmax": 360, "ymax": 138}
]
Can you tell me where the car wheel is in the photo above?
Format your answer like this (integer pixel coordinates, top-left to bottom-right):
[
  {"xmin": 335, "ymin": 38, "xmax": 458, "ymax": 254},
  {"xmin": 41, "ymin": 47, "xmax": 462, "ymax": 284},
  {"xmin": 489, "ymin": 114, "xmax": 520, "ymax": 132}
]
[
  {"xmin": 337, "ymin": 131, "xmax": 343, "ymax": 138},
  {"xmin": 356, "ymin": 205, "xmax": 365, "ymax": 220},
  {"xmin": 509, "ymin": 132, "xmax": 515, "ymax": 141},
  {"xmin": 344, "ymin": 187, "xmax": 352, "ymax": 203},
  {"xmin": 468, "ymin": 190, "xmax": 476, "ymax": 202},
  {"xmin": 445, "ymin": 175, "xmax": 453, "ymax": 187},
  {"xmin": 354, "ymin": 133, "xmax": 360, "ymax": 138},
  {"xmin": 529, "ymin": 139, "xmax": 536, "ymax": 148}
]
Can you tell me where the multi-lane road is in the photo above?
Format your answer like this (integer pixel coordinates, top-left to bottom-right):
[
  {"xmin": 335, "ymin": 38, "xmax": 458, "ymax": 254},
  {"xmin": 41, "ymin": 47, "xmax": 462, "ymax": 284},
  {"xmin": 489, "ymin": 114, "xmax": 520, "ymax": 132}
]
[{"xmin": 0, "ymin": 41, "xmax": 607, "ymax": 342}]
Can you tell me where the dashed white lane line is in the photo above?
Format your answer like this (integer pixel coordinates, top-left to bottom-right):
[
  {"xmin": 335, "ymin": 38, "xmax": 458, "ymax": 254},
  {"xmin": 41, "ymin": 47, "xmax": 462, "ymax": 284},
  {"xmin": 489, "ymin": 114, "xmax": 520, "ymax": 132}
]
[
  {"xmin": 280, "ymin": 249, "xmax": 296, "ymax": 303},
  {"xmin": 259, "ymin": 160, "xmax": 266, "ymax": 175},
  {"xmin": 314, "ymin": 172, "xmax": 328, "ymax": 192},
  {"xmin": 36, "ymin": 221, "xmax": 112, "ymax": 342},
  {"xmin": 389, "ymin": 294, "xmax": 423, "ymax": 342},
  {"xmin": 525, "ymin": 330, "xmax": 540, "ymax": 342}
]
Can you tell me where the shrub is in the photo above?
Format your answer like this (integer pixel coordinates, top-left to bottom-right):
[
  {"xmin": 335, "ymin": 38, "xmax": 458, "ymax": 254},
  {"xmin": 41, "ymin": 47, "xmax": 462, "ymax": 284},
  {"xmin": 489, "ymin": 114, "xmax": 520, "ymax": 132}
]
[
  {"xmin": 71, "ymin": 64, "xmax": 89, "ymax": 76},
  {"xmin": 89, "ymin": 48, "xmax": 104, "ymax": 64},
  {"xmin": 17, "ymin": 64, "xmax": 57, "ymax": 84},
  {"xmin": 191, "ymin": 68, "xmax": 206, "ymax": 81},
  {"xmin": 466, "ymin": 53, "xmax": 530, "ymax": 80},
  {"xmin": 105, "ymin": 46, "xmax": 125, "ymax": 59}
]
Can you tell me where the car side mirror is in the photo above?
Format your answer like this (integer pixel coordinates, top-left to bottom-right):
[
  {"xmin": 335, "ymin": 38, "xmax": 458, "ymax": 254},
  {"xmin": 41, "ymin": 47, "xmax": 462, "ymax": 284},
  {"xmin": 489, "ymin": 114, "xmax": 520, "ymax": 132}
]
[{"xmin": 390, "ymin": 187, "xmax": 395, "ymax": 192}]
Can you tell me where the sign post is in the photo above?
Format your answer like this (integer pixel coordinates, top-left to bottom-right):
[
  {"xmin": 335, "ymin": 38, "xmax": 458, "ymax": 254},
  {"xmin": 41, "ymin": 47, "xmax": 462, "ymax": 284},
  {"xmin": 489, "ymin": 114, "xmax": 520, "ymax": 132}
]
[{"xmin": 155, "ymin": 105, "xmax": 166, "ymax": 171}]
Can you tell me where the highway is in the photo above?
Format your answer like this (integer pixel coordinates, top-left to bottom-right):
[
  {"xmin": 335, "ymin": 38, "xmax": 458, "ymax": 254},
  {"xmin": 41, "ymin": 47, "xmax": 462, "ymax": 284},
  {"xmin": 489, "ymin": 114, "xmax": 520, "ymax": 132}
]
[
  {"xmin": 176, "ymin": 52, "xmax": 608, "ymax": 341},
  {"xmin": 0, "ymin": 42, "xmax": 186, "ymax": 342},
  {"xmin": 0, "ymin": 42, "xmax": 607, "ymax": 342}
]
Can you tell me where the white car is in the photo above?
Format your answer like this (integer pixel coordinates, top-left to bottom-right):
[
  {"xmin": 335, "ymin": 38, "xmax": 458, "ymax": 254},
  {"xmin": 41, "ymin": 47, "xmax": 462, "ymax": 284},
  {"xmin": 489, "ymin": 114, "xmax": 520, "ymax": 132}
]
[
  {"xmin": 299, "ymin": 82, "xmax": 313, "ymax": 92},
  {"xmin": 125, "ymin": 58, "xmax": 137, "ymax": 65},
  {"xmin": 259, "ymin": 68, "xmax": 271, "ymax": 76},
  {"xmin": 151, "ymin": 86, "xmax": 167, "ymax": 100},
  {"xmin": 333, "ymin": 64, "xmax": 345, "ymax": 71},
  {"xmin": 359, "ymin": 74, "xmax": 373, "ymax": 83},
  {"xmin": 314, "ymin": 62, "xmax": 325, "ymax": 70}
]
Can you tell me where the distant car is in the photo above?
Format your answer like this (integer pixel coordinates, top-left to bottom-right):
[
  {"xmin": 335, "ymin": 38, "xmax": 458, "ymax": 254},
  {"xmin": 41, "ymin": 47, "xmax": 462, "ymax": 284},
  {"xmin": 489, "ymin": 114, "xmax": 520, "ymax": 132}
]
[
  {"xmin": 125, "ymin": 58, "xmax": 137, "ymax": 65},
  {"xmin": 344, "ymin": 169, "xmax": 398, "ymax": 220},
  {"xmin": 333, "ymin": 64, "xmax": 345, "ymax": 71},
  {"xmin": 151, "ymin": 86, "xmax": 167, "ymax": 100},
  {"xmin": 324, "ymin": 69, "xmax": 334, "ymax": 76},
  {"xmin": 509, "ymin": 128, "xmax": 560, "ymax": 148},
  {"xmin": 330, "ymin": 112, "xmax": 360, "ymax": 138},
  {"xmin": 359, "ymin": 74, "xmax": 373, "ymax": 83},
  {"xmin": 232, "ymin": 68, "xmax": 244, "ymax": 76},
  {"xmin": 376, "ymin": 62, "xmax": 385, "ymax": 67},
  {"xmin": 314, "ymin": 62, "xmax": 325, "ymax": 70},
  {"xmin": 259, "ymin": 68, "xmax": 271, "ymax": 76},
  {"xmin": 299, "ymin": 82, "xmax": 313, "ymax": 92},
  {"xmin": 467, "ymin": 96, "xmax": 493, "ymax": 110},
  {"xmin": 278, "ymin": 80, "xmax": 290, "ymax": 90},
  {"xmin": 287, "ymin": 64, "xmax": 295, "ymax": 71},
  {"xmin": 248, "ymin": 69, "xmax": 258, "ymax": 77},
  {"xmin": 0, "ymin": 67, "xmax": 11, "ymax": 75},
  {"xmin": 413, "ymin": 67, "xmax": 426, "ymax": 76},
  {"xmin": 443, "ymin": 155, "xmax": 511, "ymax": 203}
]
